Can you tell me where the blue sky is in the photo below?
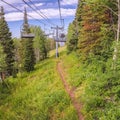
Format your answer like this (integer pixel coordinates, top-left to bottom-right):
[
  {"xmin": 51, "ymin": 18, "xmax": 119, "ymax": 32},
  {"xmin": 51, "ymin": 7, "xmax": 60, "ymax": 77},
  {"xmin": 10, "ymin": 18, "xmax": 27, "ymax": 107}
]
[{"xmin": 0, "ymin": 0, "xmax": 78, "ymax": 38}]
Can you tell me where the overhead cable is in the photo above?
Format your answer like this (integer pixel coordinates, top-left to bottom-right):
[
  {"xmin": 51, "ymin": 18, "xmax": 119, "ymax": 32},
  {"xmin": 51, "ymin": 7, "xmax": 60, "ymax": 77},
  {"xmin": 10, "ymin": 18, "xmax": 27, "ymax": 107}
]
[
  {"xmin": 1, "ymin": 0, "xmax": 53, "ymax": 26},
  {"xmin": 57, "ymin": 0, "xmax": 62, "ymax": 25},
  {"xmin": 27, "ymin": 0, "xmax": 56, "ymax": 26}
]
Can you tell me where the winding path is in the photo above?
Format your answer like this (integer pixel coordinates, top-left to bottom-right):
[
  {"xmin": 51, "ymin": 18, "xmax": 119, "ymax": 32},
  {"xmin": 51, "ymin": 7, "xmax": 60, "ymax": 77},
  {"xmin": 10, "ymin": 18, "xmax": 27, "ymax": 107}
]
[{"xmin": 57, "ymin": 61, "xmax": 84, "ymax": 120}]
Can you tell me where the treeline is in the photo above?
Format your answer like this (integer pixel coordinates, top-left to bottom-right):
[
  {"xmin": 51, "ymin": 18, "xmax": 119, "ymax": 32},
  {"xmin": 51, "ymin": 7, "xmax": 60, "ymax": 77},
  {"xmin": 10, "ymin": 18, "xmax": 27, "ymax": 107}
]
[
  {"xmin": 67, "ymin": 0, "xmax": 120, "ymax": 119},
  {"xmin": 67, "ymin": 0, "xmax": 117, "ymax": 62},
  {"xmin": 0, "ymin": 7, "xmax": 55, "ymax": 80}
]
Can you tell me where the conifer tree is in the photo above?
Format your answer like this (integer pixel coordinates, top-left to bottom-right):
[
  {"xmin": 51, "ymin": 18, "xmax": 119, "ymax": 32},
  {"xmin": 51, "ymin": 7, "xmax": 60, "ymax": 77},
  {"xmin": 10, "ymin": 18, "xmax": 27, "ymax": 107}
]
[
  {"xmin": 21, "ymin": 8, "xmax": 35, "ymax": 72},
  {"xmin": 76, "ymin": 0, "xmax": 115, "ymax": 61},
  {"xmin": 0, "ymin": 43, "xmax": 6, "ymax": 73},
  {"xmin": 0, "ymin": 6, "xmax": 15, "ymax": 76},
  {"xmin": 67, "ymin": 20, "xmax": 78, "ymax": 53}
]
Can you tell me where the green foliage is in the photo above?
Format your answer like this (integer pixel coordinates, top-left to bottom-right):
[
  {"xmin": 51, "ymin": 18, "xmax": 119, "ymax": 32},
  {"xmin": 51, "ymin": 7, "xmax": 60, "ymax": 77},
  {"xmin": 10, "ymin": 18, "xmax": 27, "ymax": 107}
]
[
  {"xmin": 113, "ymin": 41, "xmax": 120, "ymax": 71},
  {"xmin": 21, "ymin": 11, "xmax": 36, "ymax": 72},
  {"xmin": 12, "ymin": 38, "xmax": 22, "ymax": 76},
  {"xmin": 82, "ymin": 66, "xmax": 120, "ymax": 119},
  {"xmin": 65, "ymin": 4, "xmax": 119, "ymax": 119},
  {"xmin": 46, "ymin": 38, "xmax": 56, "ymax": 51},
  {"xmin": 62, "ymin": 52, "xmax": 82, "ymax": 87},
  {"xmin": 0, "ymin": 44, "xmax": 6, "ymax": 72},
  {"xmin": 30, "ymin": 26, "xmax": 49, "ymax": 62},
  {"xmin": 0, "ymin": 7, "xmax": 15, "ymax": 76},
  {"xmin": 22, "ymin": 38, "xmax": 35, "ymax": 72},
  {"xmin": 67, "ymin": 21, "xmax": 78, "ymax": 53},
  {"xmin": 60, "ymin": 51, "xmax": 120, "ymax": 120},
  {"xmin": 68, "ymin": 0, "xmax": 117, "ymax": 63},
  {"xmin": 0, "ymin": 50, "xmax": 78, "ymax": 120}
]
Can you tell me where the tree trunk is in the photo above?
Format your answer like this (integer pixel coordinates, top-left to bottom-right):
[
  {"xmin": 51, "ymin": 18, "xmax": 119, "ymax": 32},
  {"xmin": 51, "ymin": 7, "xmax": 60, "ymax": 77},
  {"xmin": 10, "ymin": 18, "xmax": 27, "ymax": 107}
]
[
  {"xmin": 0, "ymin": 72, "xmax": 5, "ymax": 82},
  {"xmin": 113, "ymin": 0, "xmax": 120, "ymax": 70}
]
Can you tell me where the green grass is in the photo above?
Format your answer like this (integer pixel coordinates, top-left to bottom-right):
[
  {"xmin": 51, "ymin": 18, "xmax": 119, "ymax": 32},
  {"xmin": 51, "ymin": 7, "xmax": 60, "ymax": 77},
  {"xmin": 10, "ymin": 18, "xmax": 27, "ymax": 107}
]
[
  {"xmin": 0, "ymin": 47, "xmax": 78, "ymax": 120},
  {"xmin": 49, "ymin": 46, "xmax": 66, "ymax": 58},
  {"xmin": 60, "ymin": 52, "xmax": 120, "ymax": 120},
  {"xmin": 61, "ymin": 52, "xmax": 82, "ymax": 87},
  {"xmin": 1, "ymin": 47, "xmax": 119, "ymax": 120}
]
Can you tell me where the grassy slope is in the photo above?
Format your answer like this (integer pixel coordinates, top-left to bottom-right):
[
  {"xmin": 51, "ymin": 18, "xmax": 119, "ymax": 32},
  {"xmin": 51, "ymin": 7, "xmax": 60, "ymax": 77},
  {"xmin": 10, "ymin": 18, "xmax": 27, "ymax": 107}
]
[
  {"xmin": 61, "ymin": 52, "xmax": 120, "ymax": 120},
  {"xmin": 0, "ymin": 46, "xmax": 78, "ymax": 120},
  {"xmin": 60, "ymin": 52, "xmax": 86, "ymax": 110},
  {"xmin": 1, "ymin": 46, "xmax": 120, "ymax": 120}
]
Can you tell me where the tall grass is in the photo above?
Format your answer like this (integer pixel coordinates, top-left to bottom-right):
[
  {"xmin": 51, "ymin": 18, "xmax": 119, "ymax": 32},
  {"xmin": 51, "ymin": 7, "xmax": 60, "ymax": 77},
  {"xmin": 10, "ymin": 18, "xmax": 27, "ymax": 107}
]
[
  {"xmin": 61, "ymin": 52, "xmax": 120, "ymax": 120},
  {"xmin": 0, "ymin": 47, "xmax": 78, "ymax": 120},
  {"xmin": 1, "ymin": 47, "xmax": 119, "ymax": 120}
]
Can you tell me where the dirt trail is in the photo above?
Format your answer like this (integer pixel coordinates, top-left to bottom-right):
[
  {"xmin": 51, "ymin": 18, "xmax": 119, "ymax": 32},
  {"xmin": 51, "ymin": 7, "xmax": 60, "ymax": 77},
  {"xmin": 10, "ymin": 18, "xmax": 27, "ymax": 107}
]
[{"xmin": 57, "ymin": 61, "xmax": 84, "ymax": 120}]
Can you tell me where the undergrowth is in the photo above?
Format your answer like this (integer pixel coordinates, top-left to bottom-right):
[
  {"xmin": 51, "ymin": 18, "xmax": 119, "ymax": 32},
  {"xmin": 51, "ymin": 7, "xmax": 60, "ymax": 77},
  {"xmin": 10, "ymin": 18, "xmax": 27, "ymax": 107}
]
[
  {"xmin": 0, "ymin": 51, "xmax": 78, "ymax": 120},
  {"xmin": 61, "ymin": 52, "xmax": 120, "ymax": 120},
  {"xmin": 1, "ymin": 47, "xmax": 120, "ymax": 120}
]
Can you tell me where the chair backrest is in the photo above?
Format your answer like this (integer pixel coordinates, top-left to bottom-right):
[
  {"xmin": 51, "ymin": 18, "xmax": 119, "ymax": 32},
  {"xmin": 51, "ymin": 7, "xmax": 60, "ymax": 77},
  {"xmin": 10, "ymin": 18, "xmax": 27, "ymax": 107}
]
[{"xmin": 21, "ymin": 32, "xmax": 35, "ymax": 38}]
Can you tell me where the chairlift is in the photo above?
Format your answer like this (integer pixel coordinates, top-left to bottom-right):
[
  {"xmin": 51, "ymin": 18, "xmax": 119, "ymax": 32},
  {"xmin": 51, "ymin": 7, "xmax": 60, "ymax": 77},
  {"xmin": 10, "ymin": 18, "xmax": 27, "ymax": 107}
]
[
  {"xmin": 55, "ymin": 40, "xmax": 66, "ymax": 42},
  {"xmin": 21, "ymin": 32, "xmax": 35, "ymax": 38},
  {"xmin": 59, "ymin": 33, "xmax": 65, "ymax": 38},
  {"xmin": 20, "ymin": 8, "xmax": 35, "ymax": 39},
  {"xmin": 20, "ymin": 24, "xmax": 35, "ymax": 39},
  {"xmin": 57, "ymin": 33, "xmax": 66, "ymax": 42}
]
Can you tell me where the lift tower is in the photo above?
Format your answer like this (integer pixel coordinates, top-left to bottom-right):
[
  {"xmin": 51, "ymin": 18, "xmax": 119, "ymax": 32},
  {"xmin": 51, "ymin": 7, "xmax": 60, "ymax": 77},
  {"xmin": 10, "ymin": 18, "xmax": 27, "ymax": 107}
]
[{"xmin": 51, "ymin": 26, "xmax": 66, "ymax": 58}]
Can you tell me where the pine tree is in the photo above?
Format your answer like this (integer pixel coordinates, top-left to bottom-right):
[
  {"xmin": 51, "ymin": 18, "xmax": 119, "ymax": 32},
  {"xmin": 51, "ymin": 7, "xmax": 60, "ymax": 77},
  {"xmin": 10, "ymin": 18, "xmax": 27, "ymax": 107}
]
[
  {"xmin": 67, "ymin": 20, "xmax": 78, "ymax": 53},
  {"xmin": 0, "ymin": 43, "xmax": 6, "ymax": 81},
  {"xmin": 21, "ymin": 8, "xmax": 35, "ymax": 72},
  {"xmin": 76, "ymin": 0, "xmax": 115, "ymax": 61},
  {"xmin": 0, "ymin": 6, "xmax": 15, "ymax": 76},
  {"xmin": 0, "ymin": 43, "xmax": 6, "ymax": 72}
]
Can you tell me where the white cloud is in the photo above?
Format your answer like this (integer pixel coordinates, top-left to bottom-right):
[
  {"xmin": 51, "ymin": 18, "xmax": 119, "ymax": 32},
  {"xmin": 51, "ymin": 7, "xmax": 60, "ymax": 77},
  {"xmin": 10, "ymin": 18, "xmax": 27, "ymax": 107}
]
[
  {"xmin": 5, "ymin": 8, "xmax": 76, "ymax": 22},
  {"xmin": 41, "ymin": 8, "xmax": 76, "ymax": 18},
  {"xmin": 61, "ymin": 0, "xmax": 78, "ymax": 5},
  {"xmin": 34, "ymin": 3, "xmax": 44, "ymax": 7},
  {"xmin": 1, "ymin": 0, "xmax": 76, "ymax": 22},
  {"xmin": 61, "ymin": 8, "xmax": 76, "ymax": 17},
  {"xmin": 2, "ymin": 0, "xmax": 22, "ymax": 4},
  {"xmin": 0, "ymin": 0, "xmax": 22, "ymax": 7},
  {"xmin": 0, "ymin": 0, "xmax": 44, "ymax": 13},
  {"xmin": 5, "ymin": 12, "xmax": 23, "ymax": 21},
  {"xmin": 0, "ymin": 0, "xmax": 26, "ymax": 12}
]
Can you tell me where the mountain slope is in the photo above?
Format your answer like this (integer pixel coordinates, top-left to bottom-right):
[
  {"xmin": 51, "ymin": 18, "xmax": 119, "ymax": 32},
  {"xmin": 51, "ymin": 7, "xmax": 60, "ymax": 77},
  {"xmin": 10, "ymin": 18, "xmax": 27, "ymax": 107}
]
[{"xmin": 0, "ymin": 47, "xmax": 78, "ymax": 120}]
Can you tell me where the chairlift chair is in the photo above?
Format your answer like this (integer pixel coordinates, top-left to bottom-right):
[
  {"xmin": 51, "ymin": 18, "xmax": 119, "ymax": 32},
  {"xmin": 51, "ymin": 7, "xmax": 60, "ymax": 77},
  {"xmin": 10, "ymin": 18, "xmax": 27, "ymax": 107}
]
[
  {"xmin": 21, "ymin": 31, "xmax": 35, "ymax": 38},
  {"xmin": 60, "ymin": 33, "xmax": 65, "ymax": 38},
  {"xmin": 55, "ymin": 39, "xmax": 66, "ymax": 42},
  {"xmin": 20, "ymin": 24, "xmax": 35, "ymax": 39},
  {"xmin": 57, "ymin": 33, "xmax": 66, "ymax": 42}
]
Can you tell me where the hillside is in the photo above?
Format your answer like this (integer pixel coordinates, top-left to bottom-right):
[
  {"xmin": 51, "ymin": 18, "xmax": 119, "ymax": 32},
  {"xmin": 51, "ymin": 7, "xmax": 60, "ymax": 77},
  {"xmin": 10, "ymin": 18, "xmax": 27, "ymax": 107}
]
[
  {"xmin": 1, "ymin": 46, "xmax": 120, "ymax": 120},
  {"xmin": 60, "ymin": 51, "xmax": 120, "ymax": 119},
  {"xmin": 1, "ymin": 0, "xmax": 120, "ymax": 120},
  {"xmin": 0, "ymin": 47, "xmax": 78, "ymax": 120}
]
